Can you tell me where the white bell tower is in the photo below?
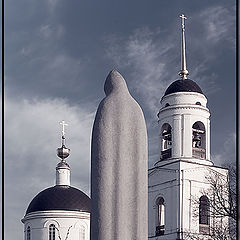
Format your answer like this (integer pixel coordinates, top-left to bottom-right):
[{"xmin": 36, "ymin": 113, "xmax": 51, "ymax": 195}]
[
  {"xmin": 158, "ymin": 85, "xmax": 211, "ymax": 165},
  {"xmin": 148, "ymin": 14, "xmax": 229, "ymax": 240}
]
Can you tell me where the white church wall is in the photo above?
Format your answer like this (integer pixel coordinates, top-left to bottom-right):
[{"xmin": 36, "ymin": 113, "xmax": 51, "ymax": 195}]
[
  {"xmin": 148, "ymin": 162, "xmax": 180, "ymax": 239},
  {"xmin": 179, "ymin": 162, "xmax": 229, "ymax": 236},
  {"xmin": 22, "ymin": 210, "xmax": 90, "ymax": 240},
  {"xmin": 148, "ymin": 160, "xmax": 229, "ymax": 239}
]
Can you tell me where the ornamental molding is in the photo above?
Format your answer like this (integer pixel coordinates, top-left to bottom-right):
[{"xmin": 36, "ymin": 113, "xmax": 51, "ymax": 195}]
[
  {"xmin": 160, "ymin": 92, "xmax": 207, "ymax": 103},
  {"xmin": 22, "ymin": 210, "xmax": 90, "ymax": 223},
  {"xmin": 158, "ymin": 105, "xmax": 210, "ymax": 115}
]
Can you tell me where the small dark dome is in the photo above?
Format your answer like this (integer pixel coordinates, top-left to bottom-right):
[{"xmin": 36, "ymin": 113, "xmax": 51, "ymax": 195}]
[
  {"xmin": 26, "ymin": 186, "xmax": 91, "ymax": 214},
  {"xmin": 164, "ymin": 79, "xmax": 203, "ymax": 96}
]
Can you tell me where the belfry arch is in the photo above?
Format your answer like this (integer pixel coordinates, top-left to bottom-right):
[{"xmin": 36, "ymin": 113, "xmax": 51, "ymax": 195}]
[
  {"xmin": 161, "ymin": 123, "xmax": 172, "ymax": 160},
  {"xmin": 192, "ymin": 121, "xmax": 206, "ymax": 159}
]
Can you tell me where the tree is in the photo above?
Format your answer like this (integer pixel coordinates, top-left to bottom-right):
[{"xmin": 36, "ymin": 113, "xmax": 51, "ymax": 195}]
[{"xmin": 56, "ymin": 225, "xmax": 73, "ymax": 240}]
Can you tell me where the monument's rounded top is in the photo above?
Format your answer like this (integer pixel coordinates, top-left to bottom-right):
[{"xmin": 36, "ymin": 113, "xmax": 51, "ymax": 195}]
[
  {"xmin": 104, "ymin": 70, "xmax": 128, "ymax": 96},
  {"xmin": 164, "ymin": 79, "xmax": 203, "ymax": 97}
]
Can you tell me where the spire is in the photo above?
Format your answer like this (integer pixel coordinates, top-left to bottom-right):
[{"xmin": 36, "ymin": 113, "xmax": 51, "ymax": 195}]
[
  {"xmin": 178, "ymin": 14, "xmax": 189, "ymax": 80},
  {"xmin": 56, "ymin": 120, "xmax": 71, "ymax": 186}
]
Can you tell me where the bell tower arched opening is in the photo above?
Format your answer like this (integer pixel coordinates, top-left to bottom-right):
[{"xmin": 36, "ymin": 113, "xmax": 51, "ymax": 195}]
[
  {"xmin": 161, "ymin": 123, "xmax": 172, "ymax": 160},
  {"xmin": 192, "ymin": 121, "xmax": 206, "ymax": 159}
]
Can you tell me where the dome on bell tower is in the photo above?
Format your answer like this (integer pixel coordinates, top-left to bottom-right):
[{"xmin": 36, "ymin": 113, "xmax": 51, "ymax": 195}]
[{"xmin": 164, "ymin": 79, "xmax": 203, "ymax": 97}]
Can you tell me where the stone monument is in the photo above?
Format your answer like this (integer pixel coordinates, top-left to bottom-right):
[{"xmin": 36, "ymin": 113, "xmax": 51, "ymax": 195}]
[{"xmin": 90, "ymin": 70, "xmax": 148, "ymax": 240}]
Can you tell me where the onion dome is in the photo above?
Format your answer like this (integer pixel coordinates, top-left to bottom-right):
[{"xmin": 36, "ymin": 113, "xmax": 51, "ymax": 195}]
[
  {"xmin": 164, "ymin": 79, "xmax": 203, "ymax": 96},
  {"xmin": 25, "ymin": 120, "xmax": 91, "ymax": 215},
  {"xmin": 26, "ymin": 185, "xmax": 91, "ymax": 214}
]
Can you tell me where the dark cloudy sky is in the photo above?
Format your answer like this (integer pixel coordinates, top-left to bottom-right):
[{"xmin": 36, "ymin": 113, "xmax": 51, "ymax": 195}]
[{"xmin": 4, "ymin": 0, "xmax": 236, "ymax": 239}]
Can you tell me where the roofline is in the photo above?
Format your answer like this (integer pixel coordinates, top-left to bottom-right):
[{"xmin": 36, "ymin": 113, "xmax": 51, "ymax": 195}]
[{"xmin": 148, "ymin": 159, "xmax": 229, "ymax": 172}]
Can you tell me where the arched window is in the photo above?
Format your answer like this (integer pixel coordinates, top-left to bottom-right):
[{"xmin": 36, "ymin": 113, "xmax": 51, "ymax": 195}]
[
  {"xmin": 27, "ymin": 226, "xmax": 31, "ymax": 240},
  {"xmin": 156, "ymin": 197, "xmax": 165, "ymax": 236},
  {"xmin": 192, "ymin": 121, "xmax": 206, "ymax": 159},
  {"xmin": 49, "ymin": 224, "xmax": 56, "ymax": 240},
  {"xmin": 79, "ymin": 225, "xmax": 85, "ymax": 240},
  {"xmin": 199, "ymin": 196, "xmax": 210, "ymax": 234},
  {"xmin": 161, "ymin": 123, "xmax": 172, "ymax": 160}
]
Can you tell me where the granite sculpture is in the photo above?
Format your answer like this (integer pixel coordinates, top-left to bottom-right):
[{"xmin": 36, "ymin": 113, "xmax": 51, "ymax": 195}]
[{"xmin": 90, "ymin": 70, "xmax": 148, "ymax": 240}]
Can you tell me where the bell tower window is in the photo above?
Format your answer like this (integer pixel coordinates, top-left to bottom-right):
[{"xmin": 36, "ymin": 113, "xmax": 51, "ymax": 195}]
[
  {"xmin": 155, "ymin": 197, "xmax": 165, "ymax": 236},
  {"xmin": 192, "ymin": 121, "xmax": 206, "ymax": 159},
  {"xmin": 161, "ymin": 123, "xmax": 172, "ymax": 160}
]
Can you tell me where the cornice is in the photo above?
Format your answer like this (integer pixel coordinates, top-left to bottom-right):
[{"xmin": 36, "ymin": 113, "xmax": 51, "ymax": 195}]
[
  {"xmin": 22, "ymin": 210, "xmax": 90, "ymax": 223},
  {"xmin": 158, "ymin": 105, "xmax": 210, "ymax": 116}
]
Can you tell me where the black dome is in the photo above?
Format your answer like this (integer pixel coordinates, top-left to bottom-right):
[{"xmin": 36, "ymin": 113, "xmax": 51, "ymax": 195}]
[
  {"xmin": 164, "ymin": 79, "xmax": 203, "ymax": 96},
  {"xmin": 26, "ymin": 186, "xmax": 91, "ymax": 214}
]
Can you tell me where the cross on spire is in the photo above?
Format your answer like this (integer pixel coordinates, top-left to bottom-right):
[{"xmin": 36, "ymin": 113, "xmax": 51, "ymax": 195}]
[
  {"xmin": 180, "ymin": 14, "xmax": 187, "ymax": 30},
  {"xmin": 60, "ymin": 120, "xmax": 68, "ymax": 137}
]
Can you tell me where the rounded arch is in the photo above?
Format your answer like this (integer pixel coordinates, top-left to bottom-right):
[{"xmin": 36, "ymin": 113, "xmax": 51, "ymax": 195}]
[
  {"xmin": 43, "ymin": 219, "xmax": 60, "ymax": 229},
  {"xmin": 193, "ymin": 121, "xmax": 205, "ymax": 131},
  {"xmin": 24, "ymin": 222, "xmax": 32, "ymax": 231},
  {"xmin": 74, "ymin": 220, "xmax": 88, "ymax": 229},
  {"xmin": 161, "ymin": 123, "xmax": 172, "ymax": 133},
  {"xmin": 161, "ymin": 123, "xmax": 172, "ymax": 159},
  {"xmin": 156, "ymin": 196, "xmax": 165, "ymax": 205},
  {"xmin": 192, "ymin": 121, "xmax": 206, "ymax": 159},
  {"xmin": 74, "ymin": 221, "xmax": 87, "ymax": 240}
]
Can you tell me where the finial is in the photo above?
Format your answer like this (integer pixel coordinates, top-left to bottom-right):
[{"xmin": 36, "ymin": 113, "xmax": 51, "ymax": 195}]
[
  {"xmin": 178, "ymin": 14, "xmax": 189, "ymax": 80},
  {"xmin": 57, "ymin": 120, "xmax": 70, "ymax": 161}
]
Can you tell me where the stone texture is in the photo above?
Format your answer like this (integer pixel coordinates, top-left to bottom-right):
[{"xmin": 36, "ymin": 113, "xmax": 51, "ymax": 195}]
[{"xmin": 90, "ymin": 70, "xmax": 148, "ymax": 240}]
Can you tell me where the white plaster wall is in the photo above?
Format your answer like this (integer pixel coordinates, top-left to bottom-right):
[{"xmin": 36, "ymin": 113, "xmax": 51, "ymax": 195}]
[
  {"xmin": 22, "ymin": 211, "xmax": 90, "ymax": 240},
  {"xmin": 148, "ymin": 160, "xmax": 229, "ymax": 240},
  {"xmin": 179, "ymin": 162, "xmax": 229, "ymax": 236},
  {"xmin": 56, "ymin": 168, "xmax": 70, "ymax": 185},
  {"xmin": 148, "ymin": 162, "xmax": 180, "ymax": 240}
]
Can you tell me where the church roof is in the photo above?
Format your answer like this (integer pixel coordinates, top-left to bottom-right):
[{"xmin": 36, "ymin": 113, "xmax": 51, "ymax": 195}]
[
  {"xmin": 164, "ymin": 79, "xmax": 203, "ymax": 97},
  {"xmin": 26, "ymin": 185, "xmax": 91, "ymax": 214}
]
